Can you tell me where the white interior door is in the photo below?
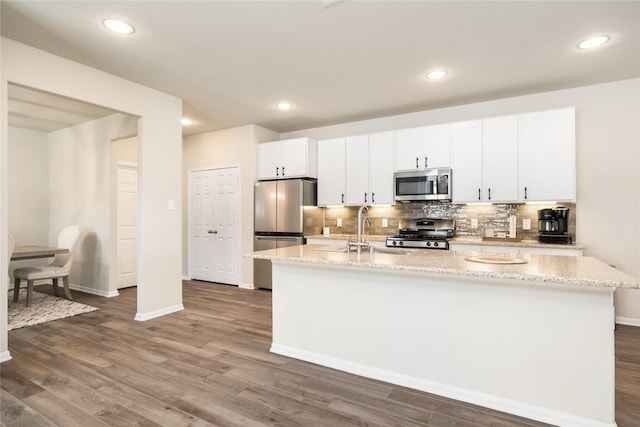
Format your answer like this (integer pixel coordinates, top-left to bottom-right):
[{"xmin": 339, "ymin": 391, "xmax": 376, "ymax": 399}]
[
  {"xmin": 117, "ymin": 164, "xmax": 137, "ymax": 289},
  {"xmin": 189, "ymin": 167, "xmax": 240, "ymax": 285}
]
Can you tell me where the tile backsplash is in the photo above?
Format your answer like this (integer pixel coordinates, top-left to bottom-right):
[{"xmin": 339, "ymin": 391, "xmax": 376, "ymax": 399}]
[{"xmin": 322, "ymin": 202, "xmax": 576, "ymax": 241}]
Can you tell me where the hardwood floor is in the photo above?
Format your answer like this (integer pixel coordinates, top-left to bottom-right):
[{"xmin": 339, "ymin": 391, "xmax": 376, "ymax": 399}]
[{"xmin": 2, "ymin": 281, "xmax": 639, "ymax": 426}]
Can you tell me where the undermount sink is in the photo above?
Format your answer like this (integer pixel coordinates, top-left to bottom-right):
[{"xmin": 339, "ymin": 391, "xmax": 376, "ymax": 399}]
[
  {"xmin": 465, "ymin": 255, "xmax": 527, "ymax": 265},
  {"xmin": 465, "ymin": 255, "xmax": 527, "ymax": 264}
]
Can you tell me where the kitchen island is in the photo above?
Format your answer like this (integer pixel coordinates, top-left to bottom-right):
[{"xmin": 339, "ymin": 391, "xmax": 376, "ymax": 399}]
[{"xmin": 253, "ymin": 245, "xmax": 638, "ymax": 427}]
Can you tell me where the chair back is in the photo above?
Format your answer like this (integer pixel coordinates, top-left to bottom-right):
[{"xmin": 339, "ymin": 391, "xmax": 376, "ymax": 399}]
[{"xmin": 51, "ymin": 226, "xmax": 80, "ymax": 274}]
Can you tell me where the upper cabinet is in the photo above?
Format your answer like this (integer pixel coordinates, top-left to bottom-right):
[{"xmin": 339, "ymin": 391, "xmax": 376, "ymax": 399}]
[
  {"xmin": 395, "ymin": 124, "xmax": 450, "ymax": 171},
  {"xmin": 450, "ymin": 121, "xmax": 483, "ymax": 203},
  {"xmin": 257, "ymin": 137, "xmax": 318, "ymax": 180},
  {"xmin": 318, "ymin": 132, "xmax": 394, "ymax": 207},
  {"xmin": 317, "ymin": 138, "xmax": 346, "ymax": 206},
  {"xmin": 345, "ymin": 132, "xmax": 395, "ymax": 205},
  {"xmin": 518, "ymin": 108, "xmax": 575, "ymax": 202},
  {"xmin": 482, "ymin": 115, "xmax": 519, "ymax": 203}
]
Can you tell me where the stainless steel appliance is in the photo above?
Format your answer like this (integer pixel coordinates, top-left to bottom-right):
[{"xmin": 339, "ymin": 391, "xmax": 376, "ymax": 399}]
[
  {"xmin": 254, "ymin": 179, "xmax": 322, "ymax": 289},
  {"xmin": 538, "ymin": 207, "xmax": 572, "ymax": 244},
  {"xmin": 394, "ymin": 168, "xmax": 452, "ymax": 202},
  {"xmin": 386, "ymin": 218, "xmax": 456, "ymax": 249}
]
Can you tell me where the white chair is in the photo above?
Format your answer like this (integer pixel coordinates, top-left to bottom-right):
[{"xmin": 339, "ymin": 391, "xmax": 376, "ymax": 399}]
[{"xmin": 13, "ymin": 226, "xmax": 80, "ymax": 307}]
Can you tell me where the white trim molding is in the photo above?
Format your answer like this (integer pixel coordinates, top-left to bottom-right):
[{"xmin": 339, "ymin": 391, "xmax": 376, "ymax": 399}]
[
  {"xmin": 616, "ymin": 316, "xmax": 640, "ymax": 327},
  {"xmin": 135, "ymin": 303, "xmax": 184, "ymax": 321},
  {"xmin": 70, "ymin": 283, "xmax": 119, "ymax": 298},
  {"xmin": 0, "ymin": 351, "xmax": 12, "ymax": 363}
]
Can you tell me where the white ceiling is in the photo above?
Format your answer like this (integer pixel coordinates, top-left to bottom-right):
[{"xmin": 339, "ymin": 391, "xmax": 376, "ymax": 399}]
[{"xmin": 2, "ymin": 1, "xmax": 639, "ymax": 136}]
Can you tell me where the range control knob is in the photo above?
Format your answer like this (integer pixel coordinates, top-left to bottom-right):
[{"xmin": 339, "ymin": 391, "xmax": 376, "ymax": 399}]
[
  {"xmin": 392, "ymin": 241, "xmax": 397, "ymax": 246},
  {"xmin": 433, "ymin": 241, "xmax": 439, "ymax": 247},
  {"xmin": 399, "ymin": 241, "xmax": 404, "ymax": 246},
  {"xmin": 426, "ymin": 241, "xmax": 431, "ymax": 247}
]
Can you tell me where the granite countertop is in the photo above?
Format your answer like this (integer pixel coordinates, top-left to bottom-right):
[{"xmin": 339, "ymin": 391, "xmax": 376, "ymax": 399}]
[
  {"xmin": 307, "ymin": 234, "xmax": 584, "ymax": 250},
  {"xmin": 252, "ymin": 244, "xmax": 637, "ymax": 289}
]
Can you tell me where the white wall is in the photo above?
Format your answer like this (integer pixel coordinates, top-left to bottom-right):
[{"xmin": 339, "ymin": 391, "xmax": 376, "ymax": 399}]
[
  {"xmin": 48, "ymin": 114, "xmax": 137, "ymax": 296},
  {"xmin": 282, "ymin": 79, "xmax": 640, "ymax": 322},
  {"xmin": 183, "ymin": 124, "xmax": 279, "ymax": 287},
  {"xmin": 8, "ymin": 127, "xmax": 49, "ymax": 245},
  {"xmin": 1, "ymin": 38, "xmax": 183, "ymax": 361}
]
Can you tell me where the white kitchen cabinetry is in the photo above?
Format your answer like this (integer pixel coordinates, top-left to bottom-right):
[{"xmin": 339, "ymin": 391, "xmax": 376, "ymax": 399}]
[
  {"xmin": 450, "ymin": 120, "xmax": 483, "ymax": 203},
  {"xmin": 345, "ymin": 135, "xmax": 369, "ymax": 205},
  {"xmin": 345, "ymin": 132, "xmax": 395, "ymax": 205},
  {"xmin": 482, "ymin": 115, "xmax": 519, "ymax": 203},
  {"xmin": 257, "ymin": 137, "xmax": 318, "ymax": 180},
  {"xmin": 395, "ymin": 124, "xmax": 450, "ymax": 171},
  {"xmin": 317, "ymin": 138, "xmax": 346, "ymax": 206},
  {"xmin": 518, "ymin": 108, "xmax": 575, "ymax": 202}
]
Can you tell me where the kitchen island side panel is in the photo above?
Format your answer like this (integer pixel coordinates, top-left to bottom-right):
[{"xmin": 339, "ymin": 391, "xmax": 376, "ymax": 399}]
[{"xmin": 271, "ymin": 261, "xmax": 616, "ymax": 427}]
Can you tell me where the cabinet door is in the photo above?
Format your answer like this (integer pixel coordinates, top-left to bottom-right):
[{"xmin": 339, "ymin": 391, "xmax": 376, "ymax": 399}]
[
  {"xmin": 394, "ymin": 127, "xmax": 422, "ymax": 171},
  {"xmin": 279, "ymin": 138, "xmax": 308, "ymax": 178},
  {"xmin": 368, "ymin": 131, "xmax": 395, "ymax": 205},
  {"xmin": 345, "ymin": 135, "xmax": 370, "ymax": 205},
  {"xmin": 317, "ymin": 138, "xmax": 346, "ymax": 206},
  {"xmin": 518, "ymin": 108, "xmax": 575, "ymax": 202},
  {"xmin": 482, "ymin": 116, "xmax": 518, "ymax": 203},
  {"xmin": 451, "ymin": 121, "xmax": 483, "ymax": 203},
  {"xmin": 422, "ymin": 124, "xmax": 450, "ymax": 168},
  {"xmin": 257, "ymin": 142, "xmax": 281, "ymax": 180}
]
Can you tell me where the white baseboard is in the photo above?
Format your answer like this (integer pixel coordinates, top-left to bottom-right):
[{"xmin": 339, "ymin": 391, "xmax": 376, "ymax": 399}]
[
  {"xmin": 270, "ymin": 343, "xmax": 616, "ymax": 427},
  {"xmin": 239, "ymin": 282, "xmax": 255, "ymax": 290},
  {"xmin": 182, "ymin": 275, "xmax": 190, "ymax": 281},
  {"xmin": 70, "ymin": 284, "xmax": 119, "ymax": 298},
  {"xmin": 616, "ymin": 316, "xmax": 640, "ymax": 327},
  {"xmin": 0, "ymin": 351, "xmax": 12, "ymax": 363},
  {"xmin": 135, "ymin": 304, "xmax": 184, "ymax": 321}
]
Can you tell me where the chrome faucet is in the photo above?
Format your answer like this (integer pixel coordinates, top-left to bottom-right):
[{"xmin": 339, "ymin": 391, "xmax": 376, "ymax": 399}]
[{"xmin": 348, "ymin": 204, "xmax": 371, "ymax": 253}]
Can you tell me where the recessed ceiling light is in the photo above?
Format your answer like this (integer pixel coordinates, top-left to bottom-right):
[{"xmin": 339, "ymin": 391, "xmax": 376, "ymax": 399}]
[
  {"xmin": 578, "ymin": 35, "xmax": 610, "ymax": 49},
  {"xmin": 426, "ymin": 70, "xmax": 448, "ymax": 80},
  {"xmin": 276, "ymin": 102, "xmax": 293, "ymax": 110},
  {"xmin": 103, "ymin": 18, "xmax": 135, "ymax": 35},
  {"xmin": 181, "ymin": 118, "xmax": 194, "ymax": 125}
]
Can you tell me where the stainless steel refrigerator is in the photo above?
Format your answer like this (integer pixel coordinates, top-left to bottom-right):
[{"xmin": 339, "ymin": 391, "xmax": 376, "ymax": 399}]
[{"xmin": 254, "ymin": 179, "xmax": 322, "ymax": 289}]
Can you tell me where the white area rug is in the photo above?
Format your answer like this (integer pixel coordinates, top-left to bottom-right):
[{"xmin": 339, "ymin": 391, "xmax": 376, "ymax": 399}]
[{"xmin": 7, "ymin": 290, "xmax": 98, "ymax": 331}]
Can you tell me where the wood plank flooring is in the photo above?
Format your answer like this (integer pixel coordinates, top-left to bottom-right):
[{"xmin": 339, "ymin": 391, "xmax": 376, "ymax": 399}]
[{"xmin": 2, "ymin": 280, "xmax": 639, "ymax": 426}]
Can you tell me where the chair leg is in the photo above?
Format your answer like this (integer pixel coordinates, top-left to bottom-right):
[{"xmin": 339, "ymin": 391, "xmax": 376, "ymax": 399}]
[
  {"xmin": 52, "ymin": 278, "xmax": 60, "ymax": 297},
  {"xmin": 13, "ymin": 278, "xmax": 20, "ymax": 303},
  {"xmin": 26, "ymin": 280, "xmax": 34, "ymax": 307},
  {"xmin": 62, "ymin": 276, "xmax": 73, "ymax": 300}
]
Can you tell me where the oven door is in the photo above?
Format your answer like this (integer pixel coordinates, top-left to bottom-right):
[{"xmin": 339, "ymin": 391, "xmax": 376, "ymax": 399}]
[{"xmin": 394, "ymin": 168, "xmax": 451, "ymax": 201}]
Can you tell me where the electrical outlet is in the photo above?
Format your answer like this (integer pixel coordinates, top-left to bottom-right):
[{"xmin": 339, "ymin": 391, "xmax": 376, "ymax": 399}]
[
  {"xmin": 470, "ymin": 218, "xmax": 478, "ymax": 229},
  {"xmin": 382, "ymin": 218, "xmax": 388, "ymax": 228},
  {"xmin": 337, "ymin": 218, "xmax": 342, "ymax": 227},
  {"xmin": 523, "ymin": 218, "xmax": 531, "ymax": 230}
]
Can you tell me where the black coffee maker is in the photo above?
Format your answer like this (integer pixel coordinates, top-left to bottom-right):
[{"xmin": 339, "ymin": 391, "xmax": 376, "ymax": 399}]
[{"xmin": 538, "ymin": 207, "xmax": 571, "ymax": 244}]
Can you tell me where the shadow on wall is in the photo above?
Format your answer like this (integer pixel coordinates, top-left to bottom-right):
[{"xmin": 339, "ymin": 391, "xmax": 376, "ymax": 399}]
[{"xmin": 71, "ymin": 230, "xmax": 101, "ymax": 290}]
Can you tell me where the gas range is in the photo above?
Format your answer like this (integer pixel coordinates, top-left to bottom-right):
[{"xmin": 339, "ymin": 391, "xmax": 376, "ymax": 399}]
[{"xmin": 386, "ymin": 218, "xmax": 456, "ymax": 250}]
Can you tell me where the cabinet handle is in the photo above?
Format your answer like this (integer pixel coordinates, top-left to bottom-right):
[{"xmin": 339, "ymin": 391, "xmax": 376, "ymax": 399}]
[
  {"xmin": 364, "ymin": 192, "xmax": 368, "ymax": 203},
  {"xmin": 524, "ymin": 186, "xmax": 528, "ymax": 200},
  {"xmin": 282, "ymin": 166, "xmax": 285, "ymax": 176},
  {"xmin": 341, "ymin": 193, "xmax": 344, "ymax": 204},
  {"xmin": 488, "ymin": 188, "xmax": 491, "ymax": 200},
  {"xmin": 416, "ymin": 157, "xmax": 419, "ymax": 168},
  {"xmin": 372, "ymin": 192, "xmax": 375, "ymax": 203},
  {"xmin": 478, "ymin": 188, "xmax": 481, "ymax": 200},
  {"xmin": 276, "ymin": 166, "xmax": 279, "ymax": 176},
  {"xmin": 425, "ymin": 156, "xmax": 428, "ymax": 168}
]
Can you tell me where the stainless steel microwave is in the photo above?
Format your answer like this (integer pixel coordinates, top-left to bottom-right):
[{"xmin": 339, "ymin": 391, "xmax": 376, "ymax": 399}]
[{"xmin": 394, "ymin": 168, "xmax": 452, "ymax": 201}]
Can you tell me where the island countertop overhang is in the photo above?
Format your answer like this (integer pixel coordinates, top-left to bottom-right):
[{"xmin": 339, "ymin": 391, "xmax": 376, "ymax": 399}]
[{"xmin": 251, "ymin": 244, "xmax": 638, "ymax": 289}]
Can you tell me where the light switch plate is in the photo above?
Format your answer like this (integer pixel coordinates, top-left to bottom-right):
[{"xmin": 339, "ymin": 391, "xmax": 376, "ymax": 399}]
[
  {"xmin": 168, "ymin": 199, "xmax": 175, "ymax": 210},
  {"xmin": 382, "ymin": 218, "xmax": 388, "ymax": 228},
  {"xmin": 337, "ymin": 218, "xmax": 342, "ymax": 227},
  {"xmin": 523, "ymin": 218, "xmax": 531, "ymax": 230},
  {"xmin": 470, "ymin": 218, "xmax": 478, "ymax": 229}
]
